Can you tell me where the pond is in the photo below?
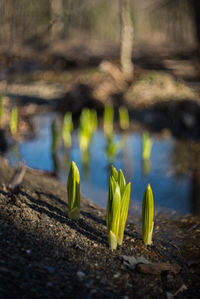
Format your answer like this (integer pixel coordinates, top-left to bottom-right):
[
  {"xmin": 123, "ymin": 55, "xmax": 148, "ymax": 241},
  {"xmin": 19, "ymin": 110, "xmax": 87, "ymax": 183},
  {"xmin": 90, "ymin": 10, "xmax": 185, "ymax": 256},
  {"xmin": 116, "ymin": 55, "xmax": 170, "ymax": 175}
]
[{"xmin": 8, "ymin": 113, "xmax": 198, "ymax": 218}]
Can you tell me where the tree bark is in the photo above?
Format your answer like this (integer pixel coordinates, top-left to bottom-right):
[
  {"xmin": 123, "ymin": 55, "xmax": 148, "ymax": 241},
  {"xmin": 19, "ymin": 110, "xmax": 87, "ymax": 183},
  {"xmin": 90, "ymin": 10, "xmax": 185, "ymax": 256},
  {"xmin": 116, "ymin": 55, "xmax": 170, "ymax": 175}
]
[
  {"xmin": 120, "ymin": 0, "xmax": 134, "ymax": 83},
  {"xmin": 50, "ymin": 0, "xmax": 64, "ymax": 41}
]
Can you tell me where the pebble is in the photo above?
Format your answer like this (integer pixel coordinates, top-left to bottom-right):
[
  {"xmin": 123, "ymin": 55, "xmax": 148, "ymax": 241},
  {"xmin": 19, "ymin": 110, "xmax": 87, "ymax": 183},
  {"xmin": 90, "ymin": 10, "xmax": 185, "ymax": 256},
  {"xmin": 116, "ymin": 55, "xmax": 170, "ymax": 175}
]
[
  {"xmin": 166, "ymin": 292, "xmax": 174, "ymax": 299},
  {"xmin": 77, "ymin": 270, "xmax": 85, "ymax": 280}
]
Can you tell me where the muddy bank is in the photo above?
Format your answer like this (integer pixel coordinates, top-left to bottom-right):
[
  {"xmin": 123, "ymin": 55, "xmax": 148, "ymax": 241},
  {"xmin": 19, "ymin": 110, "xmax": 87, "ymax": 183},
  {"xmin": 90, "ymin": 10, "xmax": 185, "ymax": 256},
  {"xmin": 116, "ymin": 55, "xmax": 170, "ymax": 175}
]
[{"xmin": 0, "ymin": 159, "xmax": 199, "ymax": 298}]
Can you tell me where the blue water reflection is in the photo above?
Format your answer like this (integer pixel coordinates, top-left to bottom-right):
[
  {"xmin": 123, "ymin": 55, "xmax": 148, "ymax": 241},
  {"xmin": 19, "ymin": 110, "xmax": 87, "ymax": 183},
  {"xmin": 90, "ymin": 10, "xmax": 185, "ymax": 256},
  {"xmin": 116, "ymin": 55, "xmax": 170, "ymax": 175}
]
[{"xmin": 9, "ymin": 113, "xmax": 191, "ymax": 215}]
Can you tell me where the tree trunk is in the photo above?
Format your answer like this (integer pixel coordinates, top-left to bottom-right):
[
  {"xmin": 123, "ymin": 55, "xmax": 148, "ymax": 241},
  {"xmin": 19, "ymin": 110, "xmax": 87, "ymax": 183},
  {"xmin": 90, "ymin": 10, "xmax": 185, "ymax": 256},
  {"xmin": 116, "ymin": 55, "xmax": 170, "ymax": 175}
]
[
  {"xmin": 50, "ymin": 0, "xmax": 64, "ymax": 41},
  {"xmin": 120, "ymin": 0, "xmax": 134, "ymax": 83}
]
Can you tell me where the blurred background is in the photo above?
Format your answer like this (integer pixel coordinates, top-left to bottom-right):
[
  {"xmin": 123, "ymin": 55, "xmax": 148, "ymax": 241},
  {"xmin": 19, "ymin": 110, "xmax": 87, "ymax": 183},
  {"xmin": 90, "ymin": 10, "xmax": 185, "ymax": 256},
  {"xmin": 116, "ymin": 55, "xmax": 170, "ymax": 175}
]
[
  {"xmin": 0, "ymin": 0, "xmax": 200, "ymax": 218},
  {"xmin": 0, "ymin": 0, "xmax": 199, "ymax": 50}
]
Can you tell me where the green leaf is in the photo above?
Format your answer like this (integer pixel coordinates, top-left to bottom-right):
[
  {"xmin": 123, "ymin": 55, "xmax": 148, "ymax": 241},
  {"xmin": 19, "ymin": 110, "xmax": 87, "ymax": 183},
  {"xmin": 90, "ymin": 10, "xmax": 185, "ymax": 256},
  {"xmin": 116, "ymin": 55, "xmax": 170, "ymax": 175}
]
[
  {"xmin": 67, "ymin": 161, "xmax": 80, "ymax": 220},
  {"xmin": 110, "ymin": 165, "xmax": 118, "ymax": 181},
  {"xmin": 62, "ymin": 112, "xmax": 73, "ymax": 148},
  {"xmin": 10, "ymin": 106, "xmax": 18, "ymax": 135},
  {"xmin": 142, "ymin": 184, "xmax": 154, "ymax": 245},
  {"xmin": 109, "ymin": 230, "xmax": 118, "ymax": 250},
  {"xmin": 106, "ymin": 176, "xmax": 117, "ymax": 231},
  {"xmin": 110, "ymin": 184, "xmax": 121, "ymax": 238},
  {"xmin": 118, "ymin": 183, "xmax": 131, "ymax": 245},
  {"xmin": 142, "ymin": 132, "xmax": 152, "ymax": 160},
  {"xmin": 118, "ymin": 169, "xmax": 126, "ymax": 195},
  {"xmin": 119, "ymin": 106, "xmax": 129, "ymax": 130}
]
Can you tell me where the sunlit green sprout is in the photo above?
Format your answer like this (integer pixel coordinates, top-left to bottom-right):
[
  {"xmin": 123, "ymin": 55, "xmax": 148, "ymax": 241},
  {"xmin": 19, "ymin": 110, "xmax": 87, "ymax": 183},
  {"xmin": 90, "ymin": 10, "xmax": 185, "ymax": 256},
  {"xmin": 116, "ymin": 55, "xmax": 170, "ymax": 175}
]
[
  {"xmin": 106, "ymin": 166, "xmax": 131, "ymax": 250},
  {"xmin": 67, "ymin": 161, "xmax": 80, "ymax": 220},
  {"xmin": 142, "ymin": 131, "xmax": 152, "ymax": 160},
  {"xmin": 142, "ymin": 184, "xmax": 154, "ymax": 245},
  {"xmin": 90, "ymin": 109, "xmax": 98, "ymax": 133},
  {"xmin": 0, "ymin": 97, "xmax": 3, "ymax": 127},
  {"xmin": 51, "ymin": 119, "xmax": 60, "ymax": 152},
  {"xmin": 119, "ymin": 106, "xmax": 130, "ymax": 130},
  {"xmin": 10, "ymin": 106, "xmax": 18, "ymax": 135},
  {"xmin": 79, "ymin": 108, "xmax": 97, "ymax": 152},
  {"xmin": 103, "ymin": 104, "xmax": 114, "ymax": 137},
  {"xmin": 62, "ymin": 112, "xmax": 73, "ymax": 148}
]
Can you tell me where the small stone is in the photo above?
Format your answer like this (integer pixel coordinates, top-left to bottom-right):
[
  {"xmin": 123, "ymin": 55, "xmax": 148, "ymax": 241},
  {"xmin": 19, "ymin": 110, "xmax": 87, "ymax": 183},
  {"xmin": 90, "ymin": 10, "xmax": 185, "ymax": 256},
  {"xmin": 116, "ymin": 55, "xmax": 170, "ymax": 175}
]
[
  {"xmin": 166, "ymin": 292, "xmax": 174, "ymax": 299},
  {"xmin": 113, "ymin": 272, "xmax": 120, "ymax": 278},
  {"xmin": 77, "ymin": 270, "xmax": 85, "ymax": 280}
]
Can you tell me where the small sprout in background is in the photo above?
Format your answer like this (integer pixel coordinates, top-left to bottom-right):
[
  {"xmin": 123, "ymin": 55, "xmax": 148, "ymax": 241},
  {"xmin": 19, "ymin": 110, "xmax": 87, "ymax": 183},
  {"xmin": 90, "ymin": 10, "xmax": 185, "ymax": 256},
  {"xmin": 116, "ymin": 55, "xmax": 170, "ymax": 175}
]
[
  {"xmin": 119, "ymin": 106, "xmax": 130, "ymax": 130},
  {"xmin": 142, "ymin": 184, "xmax": 154, "ymax": 245},
  {"xmin": 105, "ymin": 135, "xmax": 122, "ymax": 163},
  {"xmin": 81, "ymin": 149, "xmax": 90, "ymax": 180},
  {"xmin": 79, "ymin": 108, "xmax": 97, "ymax": 152},
  {"xmin": 67, "ymin": 161, "xmax": 80, "ymax": 220},
  {"xmin": 106, "ymin": 166, "xmax": 131, "ymax": 250},
  {"xmin": 0, "ymin": 96, "xmax": 3, "ymax": 127},
  {"xmin": 10, "ymin": 106, "xmax": 18, "ymax": 136},
  {"xmin": 51, "ymin": 118, "xmax": 60, "ymax": 152},
  {"xmin": 103, "ymin": 104, "xmax": 114, "ymax": 137},
  {"xmin": 62, "ymin": 112, "xmax": 73, "ymax": 148},
  {"xmin": 142, "ymin": 131, "xmax": 152, "ymax": 160},
  {"xmin": 90, "ymin": 109, "xmax": 98, "ymax": 133}
]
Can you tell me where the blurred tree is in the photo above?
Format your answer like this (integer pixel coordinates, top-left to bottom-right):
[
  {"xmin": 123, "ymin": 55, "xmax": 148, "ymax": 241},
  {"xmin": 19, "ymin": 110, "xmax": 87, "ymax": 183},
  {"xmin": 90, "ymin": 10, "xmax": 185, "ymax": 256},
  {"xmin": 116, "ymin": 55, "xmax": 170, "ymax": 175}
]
[
  {"xmin": 119, "ymin": 0, "xmax": 134, "ymax": 82},
  {"xmin": 50, "ymin": 0, "xmax": 64, "ymax": 41}
]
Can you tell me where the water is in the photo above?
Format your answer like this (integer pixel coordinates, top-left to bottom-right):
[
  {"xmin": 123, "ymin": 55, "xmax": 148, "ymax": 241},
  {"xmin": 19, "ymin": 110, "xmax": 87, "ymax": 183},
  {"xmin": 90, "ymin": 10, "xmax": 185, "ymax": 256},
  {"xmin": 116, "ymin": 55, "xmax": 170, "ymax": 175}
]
[{"xmin": 9, "ymin": 113, "xmax": 195, "ymax": 216}]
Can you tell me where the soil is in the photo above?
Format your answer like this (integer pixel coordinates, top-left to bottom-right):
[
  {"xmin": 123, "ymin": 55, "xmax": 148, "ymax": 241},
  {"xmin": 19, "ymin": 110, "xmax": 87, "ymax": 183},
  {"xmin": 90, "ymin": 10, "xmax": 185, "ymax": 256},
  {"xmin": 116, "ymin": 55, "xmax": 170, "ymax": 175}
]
[
  {"xmin": 0, "ymin": 47, "xmax": 200, "ymax": 298},
  {"xmin": 0, "ymin": 158, "xmax": 200, "ymax": 299}
]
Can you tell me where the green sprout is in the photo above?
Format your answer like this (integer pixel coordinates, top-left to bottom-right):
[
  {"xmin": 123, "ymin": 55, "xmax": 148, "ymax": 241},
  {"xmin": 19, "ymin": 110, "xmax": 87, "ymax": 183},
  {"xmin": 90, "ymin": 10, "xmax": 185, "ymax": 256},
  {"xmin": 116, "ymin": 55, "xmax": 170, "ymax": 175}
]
[
  {"xmin": 62, "ymin": 112, "xmax": 73, "ymax": 148},
  {"xmin": 79, "ymin": 108, "xmax": 97, "ymax": 152},
  {"xmin": 51, "ymin": 119, "xmax": 60, "ymax": 152},
  {"xmin": 142, "ymin": 131, "xmax": 152, "ymax": 160},
  {"xmin": 142, "ymin": 184, "xmax": 154, "ymax": 245},
  {"xmin": 10, "ymin": 106, "xmax": 18, "ymax": 135},
  {"xmin": 119, "ymin": 106, "xmax": 130, "ymax": 130},
  {"xmin": 67, "ymin": 161, "xmax": 80, "ymax": 220},
  {"xmin": 106, "ymin": 166, "xmax": 131, "ymax": 250},
  {"xmin": 103, "ymin": 104, "xmax": 114, "ymax": 137}
]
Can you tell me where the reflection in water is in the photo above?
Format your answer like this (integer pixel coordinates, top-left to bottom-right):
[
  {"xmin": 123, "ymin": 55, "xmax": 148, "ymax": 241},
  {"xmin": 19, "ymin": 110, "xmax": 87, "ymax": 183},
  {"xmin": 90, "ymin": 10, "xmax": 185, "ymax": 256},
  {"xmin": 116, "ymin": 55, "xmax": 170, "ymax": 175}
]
[
  {"xmin": 105, "ymin": 135, "xmax": 122, "ymax": 163},
  {"xmin": 142, "ymin": 158, "xmax": 151, "ymax": 177},
  {"xmin": 64, "ymin": 150, "xmax": 71, "ymax": 172},
  {"xmin": 51, "ymin": 119, "xmax": 60, "ymax": 152},
  {"xmin": 121, "ymin": 134, "xmax": 132, "ymax": 182},
  {"xmin": 81, "ymin": 149, "xmax": 90, "ymax": 180},
  {"xmin": 142, "ymin": 131, "xmax": 152, "ymax": 160},
  {"xmin": 12, "ymin": 144, "xmax": 20, "ymax": 164},
  {"xmin": 171, "ymin": 140, "xmax": 200, "ymax": 217},
  {"xmin": 52, "ymin": 151, "xmax": 60, "ymax": 173},
  {"xmin": 8, "ymin": 113, "xmax": 199, "ymax": 216},
  {"xmin": 62, "ymin": 112, "xmax": 73, "ymax": 149}
]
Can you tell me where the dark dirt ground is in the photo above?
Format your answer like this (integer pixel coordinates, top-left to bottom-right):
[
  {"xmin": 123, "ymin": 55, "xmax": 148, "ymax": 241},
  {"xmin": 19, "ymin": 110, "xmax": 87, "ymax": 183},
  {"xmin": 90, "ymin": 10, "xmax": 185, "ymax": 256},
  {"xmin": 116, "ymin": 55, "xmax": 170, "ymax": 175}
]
[
  {"xmin": 0, "ymin": 47, "xmax": 200, "ymax": 298},
  {"xmin": 0, "ymin": 158, "xmax": 200, "ymax": 299}
]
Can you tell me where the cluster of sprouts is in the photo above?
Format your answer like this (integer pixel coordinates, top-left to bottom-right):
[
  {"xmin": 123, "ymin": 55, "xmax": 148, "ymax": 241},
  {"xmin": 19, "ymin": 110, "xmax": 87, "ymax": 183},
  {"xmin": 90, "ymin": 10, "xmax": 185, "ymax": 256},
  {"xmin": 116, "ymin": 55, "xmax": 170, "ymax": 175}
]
[{"xmin": 67, "ymin": 160, "xmax": 154, "ymax": 250}]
